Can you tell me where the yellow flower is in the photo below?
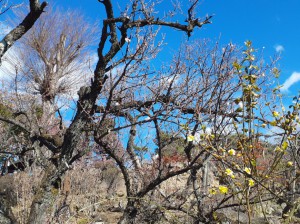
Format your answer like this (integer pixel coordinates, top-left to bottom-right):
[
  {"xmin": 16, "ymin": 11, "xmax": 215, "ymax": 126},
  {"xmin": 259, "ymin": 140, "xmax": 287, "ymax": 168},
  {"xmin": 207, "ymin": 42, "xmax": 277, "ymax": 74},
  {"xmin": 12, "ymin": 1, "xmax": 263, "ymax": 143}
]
[
  {"xmin": 261, "ymin": 123, "xmax": 267, "ymax": 128},
  {"xmin": 219, "ymin": 185, "xmax": 228, "ymax": 194},
  {"xmin": 272, "ymin": 111, "xmax": 280, "ymax": 117},
  {"xmin": 225, "ymin": 168, "xmax": 233, "ymax": 175},
  {"xmin": 209, "ymin": 188, "xmax": 217, "ymax": 195},
  {"xmin": 234, "ymin": 164, "xmax": 240, "ymax": 169},
  {"xmin": 287, "ymin": 161, "xmax": 293, "ymax": 167},
  {"xmin": 187, "ymin": 135, "xmax": 195, "ymax": 142},
  {"xmin": 244, "ymin": 167, "xmax": 251, "ymax": 175},
  {"xmin": 248, "ymin": 179, "xmax": 255, "ymax": 187},
  {"xmin": 237, "ymin": 153, "xmax": 242, "ymax": 157},
  {"xmin": 270, "ymin": 120, "xmax": 277, "ymax": 126},
  {"xmin": 212, "ymin": 212, "xmax": 218, "ymax": 220},
  {"xmin": 228, "ymin": 149, "xmax": 236, "ymax": 156},
  {"xmin": 282, "ymin": 141, "xmax": 288, "ymax": 150},
  {"xmin": 274, "ymin": 146, "xmax": 282, "ymax": 152},
  {"xmin": 233, "ymin": 61, "xmax": 242, "ymax": 71},
  {"xmin": 225, "ymin": 168, "xmax": 235, "ymax": 178}
]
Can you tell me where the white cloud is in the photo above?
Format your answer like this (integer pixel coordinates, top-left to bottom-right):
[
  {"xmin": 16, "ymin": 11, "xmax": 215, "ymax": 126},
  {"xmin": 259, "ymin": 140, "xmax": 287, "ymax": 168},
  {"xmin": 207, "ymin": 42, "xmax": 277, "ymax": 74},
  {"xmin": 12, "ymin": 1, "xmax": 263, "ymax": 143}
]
[
  {"xmin": 0, "ymin": 22, "xmax": 12, "ymax": 39},
  {"xmin": 274, "ymin": 44, "xmax": 284, "ymax": 53},
  {"xmin": 0, "ymin": 46, "xmax": 23, "ymax": 79},
  {"xmin": 281, "ymin": 72, "xmax": 300, "ymax": 92}
]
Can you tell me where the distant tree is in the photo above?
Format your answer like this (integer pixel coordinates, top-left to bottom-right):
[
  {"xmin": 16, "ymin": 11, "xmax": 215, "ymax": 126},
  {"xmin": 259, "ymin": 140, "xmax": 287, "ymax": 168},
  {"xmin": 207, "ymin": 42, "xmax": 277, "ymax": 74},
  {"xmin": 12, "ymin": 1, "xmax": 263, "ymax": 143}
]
[{"xmin": 5, "ymin": 5, "xmax": 97, "ymax": 131}]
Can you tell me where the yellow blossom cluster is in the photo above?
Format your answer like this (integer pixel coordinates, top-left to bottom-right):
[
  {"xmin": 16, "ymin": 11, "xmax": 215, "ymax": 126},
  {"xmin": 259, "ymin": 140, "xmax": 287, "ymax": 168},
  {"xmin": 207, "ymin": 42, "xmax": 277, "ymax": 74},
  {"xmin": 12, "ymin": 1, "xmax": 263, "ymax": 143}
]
[
  {"xmin": 248, "ymin": 179, "xmax": 255, "ymax": 187},
  {"xmin": 187, "ymin": 135, "xmax": 195, "ymax": 142},
  {"xmin": 219, "ymin": 186, "xmax": 228, "ymax": 194},
  {"xmin": 244, "ymin": 167, "xmax": 251, "ymax": 175},
  {"xmin": 225, "ymin": 168, "xmax": 235, "ymax": 178},
  {"xmin": 228, "ymin": 149, "xmax": 236, "ymax": 156},
  {"xmin": 209, "ymin": 186, "xmax": 229, "ymax": 195}
]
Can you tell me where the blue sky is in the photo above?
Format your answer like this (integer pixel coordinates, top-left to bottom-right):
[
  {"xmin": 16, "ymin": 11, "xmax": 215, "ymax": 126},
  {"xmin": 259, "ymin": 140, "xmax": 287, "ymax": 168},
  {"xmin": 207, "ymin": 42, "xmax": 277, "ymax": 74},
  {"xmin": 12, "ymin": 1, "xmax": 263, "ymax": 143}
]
[
  {"xmin": 1, "ymin": 0, "xmax": 299, "ymax": 97},
  {"xmin": 198, "ymin": 0, "xmax": 300, "ymax": 96},
  {"xmin": 56, "ymin": 0, "xmax": 300, "ymax": 97}
]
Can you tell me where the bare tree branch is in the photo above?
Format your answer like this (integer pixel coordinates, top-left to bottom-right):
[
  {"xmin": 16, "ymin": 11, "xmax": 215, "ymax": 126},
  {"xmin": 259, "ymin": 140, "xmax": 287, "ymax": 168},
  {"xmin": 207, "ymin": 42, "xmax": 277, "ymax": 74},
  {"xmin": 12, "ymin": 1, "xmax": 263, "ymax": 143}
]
[{"xmin": 0, "ymin": 0, "xmax": 47, "ymax": 62}]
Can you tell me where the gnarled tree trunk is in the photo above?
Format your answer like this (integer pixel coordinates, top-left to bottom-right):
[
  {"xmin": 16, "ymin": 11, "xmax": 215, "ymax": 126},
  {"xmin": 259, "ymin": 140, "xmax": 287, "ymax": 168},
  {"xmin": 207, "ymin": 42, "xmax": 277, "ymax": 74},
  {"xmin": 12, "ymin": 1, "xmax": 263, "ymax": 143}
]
[
  {"xmin": 0, "ymin": 177, "xmax": 17, "ymax": 224},
  {"xmin": 27, "ymin": 164, "xmax": 61, "ymax": 224}
]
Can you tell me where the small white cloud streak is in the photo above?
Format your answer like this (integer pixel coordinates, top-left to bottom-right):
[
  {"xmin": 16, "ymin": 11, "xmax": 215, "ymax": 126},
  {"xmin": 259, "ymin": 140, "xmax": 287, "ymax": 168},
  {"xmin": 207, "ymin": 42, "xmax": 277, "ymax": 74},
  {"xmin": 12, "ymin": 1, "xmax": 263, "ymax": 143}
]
[
  {"xmin": 274, "ymin": 44, "xmax": 284, "ymax": 53},
  {"xmin": 281, "ymin": 72, "xmax": 300, "ymax": 92},
  {"xmin": 0, "ymin": 22, "xmax": 12, "ymax": 39}
]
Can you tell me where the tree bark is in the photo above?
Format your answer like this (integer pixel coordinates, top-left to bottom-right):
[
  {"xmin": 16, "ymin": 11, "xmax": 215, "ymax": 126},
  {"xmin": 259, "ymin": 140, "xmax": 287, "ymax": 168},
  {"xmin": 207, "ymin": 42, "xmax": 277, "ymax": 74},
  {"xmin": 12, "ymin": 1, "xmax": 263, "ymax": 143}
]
[
  {"xmin": 0, "ymin": 187, "xmax": 17, "ymax": 224},
  {"xmin": 0, "ymin": 0, "xmax": 47, "ymax": 62},
  {"xmin": 27, "ymin": 164, "xmax": 63, "ymax": 224},
  {"xmin": 118, "ymin": 200, "xmax": 138, "ymax": 224}
]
